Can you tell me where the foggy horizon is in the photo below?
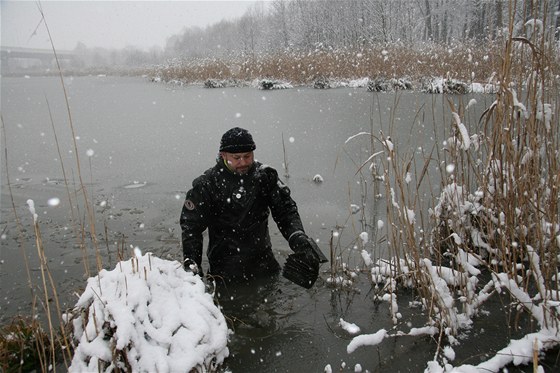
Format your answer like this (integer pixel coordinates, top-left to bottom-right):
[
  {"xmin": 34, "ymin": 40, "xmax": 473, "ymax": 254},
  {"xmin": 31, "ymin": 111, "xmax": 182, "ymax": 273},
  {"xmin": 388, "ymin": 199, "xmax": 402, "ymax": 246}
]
[{"xmin": 1, "ymin": 1, "xmax": 261, "ymax": 52}]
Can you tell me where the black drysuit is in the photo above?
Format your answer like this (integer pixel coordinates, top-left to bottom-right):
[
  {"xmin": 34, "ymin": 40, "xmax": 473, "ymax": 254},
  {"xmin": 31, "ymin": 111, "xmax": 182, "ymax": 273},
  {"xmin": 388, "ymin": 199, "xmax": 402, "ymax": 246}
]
[{"xmin": 180, "ymin": 159, "xmax": 305, "ymax": 281}]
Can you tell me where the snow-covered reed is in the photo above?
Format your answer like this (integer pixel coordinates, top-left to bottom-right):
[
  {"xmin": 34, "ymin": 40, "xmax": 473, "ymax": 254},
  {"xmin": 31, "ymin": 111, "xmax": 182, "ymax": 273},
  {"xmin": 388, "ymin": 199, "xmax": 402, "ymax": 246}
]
[
  {"xmin": 66, "ymin": 253, "xmax": 229, "ymax": 372},
  {"xmin": 336, "ymin": 12, "xmax": 560, "ymax": 371}
]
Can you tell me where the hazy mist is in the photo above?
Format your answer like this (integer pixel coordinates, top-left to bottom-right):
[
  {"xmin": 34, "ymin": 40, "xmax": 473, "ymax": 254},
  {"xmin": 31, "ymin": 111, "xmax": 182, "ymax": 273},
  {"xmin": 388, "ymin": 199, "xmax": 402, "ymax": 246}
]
[{"xmin": 1, "ymin": 1, "xmax": 259, "ymax": 51}]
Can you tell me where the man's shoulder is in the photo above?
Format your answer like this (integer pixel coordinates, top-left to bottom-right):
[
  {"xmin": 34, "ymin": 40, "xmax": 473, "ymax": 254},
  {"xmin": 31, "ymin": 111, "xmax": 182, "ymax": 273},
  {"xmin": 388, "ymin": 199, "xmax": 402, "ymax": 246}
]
[
  {"xmin": 254, "ymin": 162, "xmax": 284, "ymax": 188},
  {"xmin": 192, "ymin": 165, "xmax": 219, "ymax": 187},
  {"xmin": 255, "ymin": 162, "xmax": 278, "ymax": 175}
]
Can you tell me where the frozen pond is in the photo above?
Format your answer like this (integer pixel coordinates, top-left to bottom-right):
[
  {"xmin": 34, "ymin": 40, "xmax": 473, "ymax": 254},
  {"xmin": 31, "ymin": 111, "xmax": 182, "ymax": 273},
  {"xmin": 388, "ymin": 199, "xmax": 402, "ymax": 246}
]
[{"xmin": 2, "ymin": 76, "xmax": 534, "ymax": 371}]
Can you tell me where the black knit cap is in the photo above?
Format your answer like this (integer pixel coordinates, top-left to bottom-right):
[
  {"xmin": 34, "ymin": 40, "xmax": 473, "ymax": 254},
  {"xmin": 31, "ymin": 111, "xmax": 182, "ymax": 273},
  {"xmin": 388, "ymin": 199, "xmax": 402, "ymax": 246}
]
[{"xmin": 219, "ymin": 127, "xmax": 256, "ymax": 153}]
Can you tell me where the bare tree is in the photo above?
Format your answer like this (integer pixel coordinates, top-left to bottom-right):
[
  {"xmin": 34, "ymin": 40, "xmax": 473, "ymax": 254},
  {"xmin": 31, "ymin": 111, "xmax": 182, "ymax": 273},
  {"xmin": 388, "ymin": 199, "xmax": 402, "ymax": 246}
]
[
  {"xmin": 270, "ymin": 0, "xmax": 291, "ymax": 49},
  {"xmin": 556, "ymin": 0, "xmax": 560, "ymax": 40},
  {"xmin": 162, "ymin": 0, "xmax": 557, "ymax": 58},
  {"xmin": 424, "ymin": 0, "xmax": 433, "ymax": 40}
]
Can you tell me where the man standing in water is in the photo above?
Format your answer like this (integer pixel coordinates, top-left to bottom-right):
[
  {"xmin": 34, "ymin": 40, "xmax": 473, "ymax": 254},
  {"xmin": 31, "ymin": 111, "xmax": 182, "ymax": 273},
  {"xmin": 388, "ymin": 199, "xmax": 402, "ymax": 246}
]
[{"xmin": 180, "ymin": 127, "xmax": 327, "ymax": 288}]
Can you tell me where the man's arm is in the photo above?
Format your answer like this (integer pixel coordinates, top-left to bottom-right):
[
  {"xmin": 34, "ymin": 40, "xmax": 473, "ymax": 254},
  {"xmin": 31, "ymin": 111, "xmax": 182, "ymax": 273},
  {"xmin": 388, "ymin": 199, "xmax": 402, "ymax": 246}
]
[
  {"xmin": 260, "ymin": 165, "xmax": 326, "ymax": 261},
  {"xmin": 180, "ymin": 180, "xmax": 209, "ymax": 273},
  {"xmin": 260, "ymin": 165, "xmax": 305, "ymax": 240},
  {"xmin": 259, "ymin": 165, "xmax": 328, "ymax": 288}
]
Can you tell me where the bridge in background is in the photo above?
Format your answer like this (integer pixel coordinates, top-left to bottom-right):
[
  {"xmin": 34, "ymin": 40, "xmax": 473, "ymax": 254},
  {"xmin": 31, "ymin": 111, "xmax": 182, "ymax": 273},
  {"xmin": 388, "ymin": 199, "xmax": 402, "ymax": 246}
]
[{"xmin": 1, "ymin": 46, "xmax": 82, "ymax": 73}]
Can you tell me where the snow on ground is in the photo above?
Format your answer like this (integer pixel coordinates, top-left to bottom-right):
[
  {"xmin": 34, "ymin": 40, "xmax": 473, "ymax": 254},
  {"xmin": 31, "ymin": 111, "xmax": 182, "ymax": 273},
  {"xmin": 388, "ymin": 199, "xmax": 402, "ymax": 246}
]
[{"xmin": 67, "ymin": 252, "xmax": 229, "ymax": 372}]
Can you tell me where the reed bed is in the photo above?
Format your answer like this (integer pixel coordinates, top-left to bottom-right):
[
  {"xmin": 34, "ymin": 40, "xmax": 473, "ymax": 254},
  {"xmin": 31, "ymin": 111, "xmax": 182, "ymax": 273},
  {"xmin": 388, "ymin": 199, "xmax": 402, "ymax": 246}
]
[
  {"xmin": 151, "ymin": 41, "xmax": 519, "ymax": 88},
  {"xmin": 327, "ymin": 4, "xmax": 560, "ymax": 370}
]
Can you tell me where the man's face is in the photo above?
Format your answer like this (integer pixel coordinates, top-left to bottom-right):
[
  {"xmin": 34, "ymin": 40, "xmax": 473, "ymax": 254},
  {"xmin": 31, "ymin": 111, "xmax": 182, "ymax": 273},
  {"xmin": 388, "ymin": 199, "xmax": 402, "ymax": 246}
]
[{"xmin": 221, "ymin": 151, "xmax": 254, "ymax": 175}]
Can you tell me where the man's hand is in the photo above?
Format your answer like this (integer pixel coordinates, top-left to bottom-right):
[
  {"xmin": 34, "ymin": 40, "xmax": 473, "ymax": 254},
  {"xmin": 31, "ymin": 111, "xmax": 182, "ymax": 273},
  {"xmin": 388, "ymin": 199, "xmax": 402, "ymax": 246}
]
[
  {"xmin": 184, "ymin": 258, "xmax": 201, "ymax": 275},
  {"xmin": 288, "ymin": 232, "xmax": 328, "ymax": 264},
  {"xmin": 284, "ymin": 232, "xmax": 328, "ymax": 288}
]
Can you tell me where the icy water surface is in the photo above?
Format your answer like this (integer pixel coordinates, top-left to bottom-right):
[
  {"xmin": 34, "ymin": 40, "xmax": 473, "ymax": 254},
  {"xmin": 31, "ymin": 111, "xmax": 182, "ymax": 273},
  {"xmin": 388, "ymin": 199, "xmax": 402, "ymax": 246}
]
[{"xmin": 3, "ymin": 76, "xmax": 552, "ymax": 372}]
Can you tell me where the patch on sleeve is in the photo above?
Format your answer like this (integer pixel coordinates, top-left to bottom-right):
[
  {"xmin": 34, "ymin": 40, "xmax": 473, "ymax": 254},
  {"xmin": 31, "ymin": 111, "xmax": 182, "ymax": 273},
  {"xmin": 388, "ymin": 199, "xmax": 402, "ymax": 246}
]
[{"xmin": 184, "ymin": 199, "xmax": 196, "ymax": 210}]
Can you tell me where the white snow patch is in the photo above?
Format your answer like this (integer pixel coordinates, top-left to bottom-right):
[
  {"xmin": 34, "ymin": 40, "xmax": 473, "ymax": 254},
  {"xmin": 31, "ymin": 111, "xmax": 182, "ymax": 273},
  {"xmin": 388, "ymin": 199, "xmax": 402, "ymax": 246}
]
[
  {"xmin": 339, "ymin": 318, "xmax": 361, "ymax": 335},
  {"xmin": 347, "ymin": 329, "xmax": 387, "ymax": 353},
  {"xmin": 359, "ymin": 232, "xmax": 369, "ymax": 245}
]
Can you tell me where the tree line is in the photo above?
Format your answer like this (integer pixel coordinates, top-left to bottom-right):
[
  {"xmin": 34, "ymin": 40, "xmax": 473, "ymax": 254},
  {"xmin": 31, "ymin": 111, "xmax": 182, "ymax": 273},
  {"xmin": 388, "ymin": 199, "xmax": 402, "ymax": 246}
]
[{"xmin": 165, "ymin": 0, "xmax": 560, "ymax": 58}]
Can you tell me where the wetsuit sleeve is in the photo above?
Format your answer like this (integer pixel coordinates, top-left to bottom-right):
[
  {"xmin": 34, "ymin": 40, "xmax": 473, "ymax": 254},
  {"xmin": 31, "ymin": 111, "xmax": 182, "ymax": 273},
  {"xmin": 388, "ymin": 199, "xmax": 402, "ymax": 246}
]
[
  {"xmin": 262, "ymin": 167, "xmax": 305, "ymax": 240},
  {"xmin": 180, "ymin": 178, "xmax": 210, "ymax": 271}
]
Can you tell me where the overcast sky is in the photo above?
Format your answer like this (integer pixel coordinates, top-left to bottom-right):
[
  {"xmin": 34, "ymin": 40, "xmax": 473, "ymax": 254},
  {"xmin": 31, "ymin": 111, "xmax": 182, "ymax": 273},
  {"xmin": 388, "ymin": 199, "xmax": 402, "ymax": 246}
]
[{"xmin": 1, "ymin": 0, "xmax": 262, "ymax": 51}]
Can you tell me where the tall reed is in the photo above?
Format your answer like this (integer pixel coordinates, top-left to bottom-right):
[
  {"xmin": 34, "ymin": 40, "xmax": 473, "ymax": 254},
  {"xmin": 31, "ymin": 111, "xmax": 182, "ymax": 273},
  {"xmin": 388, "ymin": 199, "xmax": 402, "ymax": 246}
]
[
  {"xmin": 341, "ymin": 0, "xmax": 560, "ymax": 367},
  {"xmin": 1, "ymin": 4, "xmax": 112, "ymax": 370}
]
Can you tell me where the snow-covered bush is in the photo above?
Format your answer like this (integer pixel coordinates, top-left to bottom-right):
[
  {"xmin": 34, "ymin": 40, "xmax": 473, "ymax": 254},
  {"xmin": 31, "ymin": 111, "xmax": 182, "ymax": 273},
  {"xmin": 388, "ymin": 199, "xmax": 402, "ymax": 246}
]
[
  {"xmin": 256, "ymin": 78, "xmax": 293, "ymax": 90},
  {"xmin": 67, "ymin": 253, "xmax": 229, "ymax": 372},
  {"xmin": 204, "ymin": 78, "xmax": 227, "ymax": 88},
  {"xmin": 421, "ymin": 76, "xmax": 470, "ymax": 94},
  {"xmin": 367, "ymin": 77, "xmax": 413, "ymax": 92},
  {"xmin": 313, "ymin": 76, "xmax": 330, "ymax": 89}
]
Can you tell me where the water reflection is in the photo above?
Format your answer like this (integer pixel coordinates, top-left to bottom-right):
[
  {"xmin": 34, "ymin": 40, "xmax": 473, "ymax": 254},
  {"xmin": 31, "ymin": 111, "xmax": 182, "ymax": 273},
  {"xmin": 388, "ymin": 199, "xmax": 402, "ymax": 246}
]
[
  {"xmin": 213, "ymin": 273, "xmax": 284, "ymax": 333},
  {"xmin": 210, "ymin": 270, "xmax": 332, "ymax": 371}
]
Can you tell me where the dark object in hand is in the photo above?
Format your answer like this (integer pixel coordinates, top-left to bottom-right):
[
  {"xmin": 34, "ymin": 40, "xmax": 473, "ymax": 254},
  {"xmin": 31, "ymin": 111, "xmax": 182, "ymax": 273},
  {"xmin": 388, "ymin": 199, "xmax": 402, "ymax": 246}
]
[
  {"xmin": 288, "ymin": 233, "xmax": 328, "ymax": 264},
  {"xmin": 283, "ymin": 233, "xmax": 328, "ymax": 288},
  {"xmin": 282, "ymin": 251, "xmax": 320, "ymax": 288}
]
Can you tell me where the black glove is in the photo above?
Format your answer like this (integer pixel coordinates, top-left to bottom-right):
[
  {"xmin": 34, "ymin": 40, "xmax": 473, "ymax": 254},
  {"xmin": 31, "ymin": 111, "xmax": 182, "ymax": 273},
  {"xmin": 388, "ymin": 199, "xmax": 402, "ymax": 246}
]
[
  {"xmin": 283, "ymin": 252, "xmax": 319, "ymax": 288},
  {"xmin": 288, "ymin": 232, "xmax": 328, "ymax": 264},
  {"xmin": 283, "ymin": 232, "xmax": 328, "ymax": 288}
]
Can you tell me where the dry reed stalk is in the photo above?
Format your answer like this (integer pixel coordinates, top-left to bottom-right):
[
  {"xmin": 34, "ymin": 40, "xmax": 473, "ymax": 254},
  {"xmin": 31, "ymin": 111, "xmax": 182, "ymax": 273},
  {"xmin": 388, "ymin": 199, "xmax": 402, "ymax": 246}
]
[
  {"xmin": 0, "ymin": 118, "xmax": 51, "ymax": 370},
  {"xmin": 30, "ymin": 212, "xmax": 57, "ymax": 367},
  {"xmin": 0, "ymin": 115, "xmax": 35, "ymax": 303},
  {"xmin": 37, "ymin": 3, "xmax": 103, "ymax": 276},
  {"xmin": 45, "ymin": 96, "xmax": 91, "ymax": 277},
  {"xmin": 433, "ymin": 0, "xmax": 558, "ymax": 333},
  {"xmin": 359, "ymin": 0, "xmax": 560, "ymax": 338},
  {"xmin": 0, "ymin": 316, "xmax": 51, "ymax": 371},
  {"xmin": 3, "ymin": 113, "xmax": 73, "ymax": 369},
  {"xmin": 282, "ymin": 132, "xmax": 289, "ymax": 178},
  {"xmin": 0, "ymin": 5, "xmax": 115, "ymax": 370}
]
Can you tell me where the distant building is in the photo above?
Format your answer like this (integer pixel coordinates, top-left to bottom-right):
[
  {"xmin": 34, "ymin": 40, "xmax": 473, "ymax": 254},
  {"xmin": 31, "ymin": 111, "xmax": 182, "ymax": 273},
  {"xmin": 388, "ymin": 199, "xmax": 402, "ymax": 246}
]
[{"xmin": 0, "ymin": 46, "xmax": 83, "ymax": 75}]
